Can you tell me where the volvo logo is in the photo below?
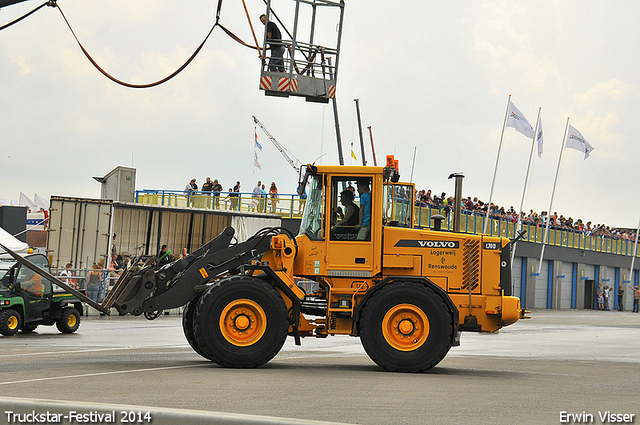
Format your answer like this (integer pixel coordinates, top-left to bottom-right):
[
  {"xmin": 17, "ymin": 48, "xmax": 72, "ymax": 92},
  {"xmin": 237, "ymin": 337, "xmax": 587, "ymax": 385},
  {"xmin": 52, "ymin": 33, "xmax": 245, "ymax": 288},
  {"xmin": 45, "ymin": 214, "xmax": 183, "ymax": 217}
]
[{"xmin": 394, "ymin": 240, "xmax": 460, "ymax": 248}]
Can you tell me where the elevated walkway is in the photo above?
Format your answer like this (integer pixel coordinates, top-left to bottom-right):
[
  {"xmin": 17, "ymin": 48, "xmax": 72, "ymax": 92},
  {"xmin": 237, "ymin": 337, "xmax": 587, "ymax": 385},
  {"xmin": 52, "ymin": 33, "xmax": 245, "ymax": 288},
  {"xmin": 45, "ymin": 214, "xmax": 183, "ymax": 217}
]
[{"xmin": 129, "ymin": 191, "xmax": 640, "ymax": 313}]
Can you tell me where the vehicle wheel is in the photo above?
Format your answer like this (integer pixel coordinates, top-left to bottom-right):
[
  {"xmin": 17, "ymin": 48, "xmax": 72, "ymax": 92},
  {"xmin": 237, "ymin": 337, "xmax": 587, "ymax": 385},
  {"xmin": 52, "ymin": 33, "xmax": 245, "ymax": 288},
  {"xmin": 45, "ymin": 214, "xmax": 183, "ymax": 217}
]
[
  {"xmin": 21, "ymin": 323, "xmax": 38, "ymax": 333},
  {"xmin": 359, "ymin": 282, "xmax": 453, "ymax": 372},
  {"xmin": 0, "ymin": 309, "xmax": 22, "ymax": 336},
  {"xmin": 193, "ymin": 275, "xmax": 289, "ymax": 368},
  {"xmin": 56, "ymin": 308, "xmax": 81, "ymax": 334},
  {"xmin": 182, "ymin": 296, "xmax": 206, "ymax": 358}
]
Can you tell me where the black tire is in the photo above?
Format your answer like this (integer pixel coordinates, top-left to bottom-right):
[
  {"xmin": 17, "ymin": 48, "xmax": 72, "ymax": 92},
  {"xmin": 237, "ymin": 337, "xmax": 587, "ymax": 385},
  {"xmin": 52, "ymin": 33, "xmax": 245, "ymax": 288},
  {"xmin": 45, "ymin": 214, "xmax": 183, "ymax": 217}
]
[
  {"xmin": 193, "ymin": 275, "xmax": 289, "ymax": 368},
  {"xmin": 21, "ymin": 323, "xmax": 38, "ymax": 333},
  {"xmin": 0, "ymin": 309, "xmax": 22, "ymax": 336},
  {"xmin": 56, "ymin": 307, "xmax": 81, "ymax": 334},
  {"xmin": 359, "ymin": 282, "xmax": 453, "ymax": 372},
  {"xmin": 182, "ymin": 296, "xmax": 206, "ymax": 358}
]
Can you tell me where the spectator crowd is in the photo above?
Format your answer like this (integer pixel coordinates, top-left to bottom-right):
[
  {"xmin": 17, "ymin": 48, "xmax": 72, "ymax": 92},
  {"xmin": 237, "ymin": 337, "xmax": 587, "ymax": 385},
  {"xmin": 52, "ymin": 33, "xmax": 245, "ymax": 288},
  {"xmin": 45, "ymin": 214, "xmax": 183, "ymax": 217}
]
[
  {"xmin": 415, "ymin": 188, "xmax": 637, "ymax": 241},
  {"xmin": 179, "ymin": 176, "xmax": 637, "ymax": 241}
]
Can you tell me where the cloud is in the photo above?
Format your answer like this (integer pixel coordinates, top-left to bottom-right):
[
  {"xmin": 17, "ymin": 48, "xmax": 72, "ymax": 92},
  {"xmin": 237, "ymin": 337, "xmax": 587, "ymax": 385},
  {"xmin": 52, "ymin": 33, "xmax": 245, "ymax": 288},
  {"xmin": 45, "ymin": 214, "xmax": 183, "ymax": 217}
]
[
  {"xmin": 10, "ymin": 55, "xmax": 34, "ymax": 75},
  {"xmin": 569, "ymin": 79, "xmax": 636, "ymax": 157},
  {"xmin": 472, "ymin": 2, "xmax": 560, "ymax": 92},
  {"xmin": 573, "ymin": 79, "xmax": 632, "ymax": 109}
]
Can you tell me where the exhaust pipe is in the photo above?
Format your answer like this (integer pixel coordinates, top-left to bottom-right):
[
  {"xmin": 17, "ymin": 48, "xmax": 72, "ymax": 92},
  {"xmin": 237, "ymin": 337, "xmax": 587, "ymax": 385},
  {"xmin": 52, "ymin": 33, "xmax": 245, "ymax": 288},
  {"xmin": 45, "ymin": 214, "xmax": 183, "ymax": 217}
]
[{"xmin": 448, "ymin": 173, "xmax": 464, "ymax": 233}]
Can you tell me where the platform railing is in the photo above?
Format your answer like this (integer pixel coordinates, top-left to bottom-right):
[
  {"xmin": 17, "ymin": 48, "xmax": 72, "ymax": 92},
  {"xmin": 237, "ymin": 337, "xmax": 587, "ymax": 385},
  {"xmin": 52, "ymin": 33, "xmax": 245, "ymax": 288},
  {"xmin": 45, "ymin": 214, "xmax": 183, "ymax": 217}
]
[
  {"xmin": 135, "ymin": 190, "xmax": 306, "ymax": 218},
  {"xmin": 134, "ymin": 190, "xmax": 638, "ymax": 257}
]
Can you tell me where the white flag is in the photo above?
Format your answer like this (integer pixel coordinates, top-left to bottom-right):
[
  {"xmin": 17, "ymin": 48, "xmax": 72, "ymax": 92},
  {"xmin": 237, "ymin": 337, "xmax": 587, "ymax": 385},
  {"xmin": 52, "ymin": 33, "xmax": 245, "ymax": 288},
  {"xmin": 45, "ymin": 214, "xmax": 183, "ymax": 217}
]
[
  {"xmin": 34, "ymin": 194, "xmax": 48, "ymax": 211},
  {"xmin": 19, "ymin": 192, "xmax": 36, "ymax": 212},
  {"xmin": 536, "ymin": 116, "xmax": 543, "ymax": 158},
  {"xmin": 566, "ymin": 124, "xmax": 594, "ymax": 159},
  {"xmin": 506, "ymin": 100, "xmax": 535, "ymax": 138}
]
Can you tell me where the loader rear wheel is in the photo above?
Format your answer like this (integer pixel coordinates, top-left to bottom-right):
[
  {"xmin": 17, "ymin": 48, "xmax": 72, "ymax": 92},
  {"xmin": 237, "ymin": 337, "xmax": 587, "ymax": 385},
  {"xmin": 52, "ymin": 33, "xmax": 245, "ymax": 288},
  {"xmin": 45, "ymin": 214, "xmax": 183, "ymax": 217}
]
[
  {"xmin": 56, "ymin": 308, "xmax": 80, "ymax": 334},
  {"xmin": 0, "ymin": 309, "xmax": 22, "ymax": 336},
  {"xmin": 193, "ymin": 275, "xmax": 288, "ymax": 368},
  {"xmin": 182, "ymin": 296, "xmax": 206, "ymax": 358},
  {"xmin": 359, "ymin": 282, "xmax": 453, "ymax": 372}
]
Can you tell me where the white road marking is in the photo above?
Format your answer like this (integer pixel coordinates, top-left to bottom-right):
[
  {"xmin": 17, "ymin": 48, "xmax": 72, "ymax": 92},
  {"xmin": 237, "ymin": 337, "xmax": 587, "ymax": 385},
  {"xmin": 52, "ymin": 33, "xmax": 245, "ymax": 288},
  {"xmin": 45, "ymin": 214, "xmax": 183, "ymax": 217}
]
[{"xmin": 0, "ymin": 364, "xmax": 203, "ymax": 386}]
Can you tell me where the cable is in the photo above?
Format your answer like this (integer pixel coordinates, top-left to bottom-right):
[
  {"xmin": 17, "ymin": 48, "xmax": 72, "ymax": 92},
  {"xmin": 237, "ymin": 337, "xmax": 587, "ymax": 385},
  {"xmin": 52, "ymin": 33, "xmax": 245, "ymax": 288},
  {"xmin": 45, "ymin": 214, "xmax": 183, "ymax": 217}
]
[
  {"xmin": 240, "ymin": 0, "xmax": 261, "ymax": 55},
  {"xmin": 55, "ymin": 3, "xmax": 218, "ymax": 89},
  {"xmin": 4, "ymin": 0, "xmax": 262, "ymax": 88},
  {"xmin": 218, "ymin": 23, "xmax": 258, "ymax": 50},
  {"xmin": 0, "ymin": 1, "xmax": 50, "ymax": 32}
]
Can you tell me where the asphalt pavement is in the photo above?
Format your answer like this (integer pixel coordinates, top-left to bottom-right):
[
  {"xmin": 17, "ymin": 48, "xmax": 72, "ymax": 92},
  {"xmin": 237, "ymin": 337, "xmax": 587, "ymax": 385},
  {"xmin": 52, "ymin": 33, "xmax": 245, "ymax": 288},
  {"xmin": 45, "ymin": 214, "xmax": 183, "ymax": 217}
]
[{"xmin": 1, "ymin": 309, "xmax": 639, "ymax": 425}]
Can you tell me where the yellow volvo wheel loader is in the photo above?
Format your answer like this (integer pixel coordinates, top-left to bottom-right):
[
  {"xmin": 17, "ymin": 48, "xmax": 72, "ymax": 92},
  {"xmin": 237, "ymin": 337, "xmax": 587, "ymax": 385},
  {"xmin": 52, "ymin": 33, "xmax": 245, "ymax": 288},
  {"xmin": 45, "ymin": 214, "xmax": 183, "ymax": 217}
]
[
  {"xmin": 103, "ymin": 156, "xmax": 525, "ymax": 372},
  {"xmin": 0, "ymin": 157, "xmax": 524, "ymax": 372}
]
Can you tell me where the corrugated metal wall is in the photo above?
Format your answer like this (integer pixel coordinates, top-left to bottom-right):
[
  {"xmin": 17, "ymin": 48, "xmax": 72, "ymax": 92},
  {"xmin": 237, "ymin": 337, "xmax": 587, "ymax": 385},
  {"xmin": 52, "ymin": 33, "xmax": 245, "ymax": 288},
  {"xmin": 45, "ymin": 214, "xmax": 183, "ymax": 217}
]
[
  {"xmin": 47, "ymin": 196, "xmax": 113, "ymax": 269},
  {"xmin": 48, "ymin": 198, "xmax": 281, "ymax": 268},
  {"xmin": 111, "ymin": 204, "xmax": 234, "ymax": 257}
]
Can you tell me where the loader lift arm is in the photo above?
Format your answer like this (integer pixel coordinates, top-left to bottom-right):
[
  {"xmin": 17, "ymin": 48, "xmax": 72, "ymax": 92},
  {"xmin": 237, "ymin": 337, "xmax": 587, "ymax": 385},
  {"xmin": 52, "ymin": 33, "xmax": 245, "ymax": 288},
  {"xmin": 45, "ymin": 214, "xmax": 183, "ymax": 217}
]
[{"xmin": 103, "ymin": 226, "xmax": 293, "ymax": 317}]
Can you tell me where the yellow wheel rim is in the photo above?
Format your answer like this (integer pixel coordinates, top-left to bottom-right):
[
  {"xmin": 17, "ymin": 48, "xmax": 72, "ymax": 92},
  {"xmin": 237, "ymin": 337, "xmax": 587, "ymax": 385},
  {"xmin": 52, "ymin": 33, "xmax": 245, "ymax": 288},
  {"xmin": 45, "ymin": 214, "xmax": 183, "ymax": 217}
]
[
  {"xmin": 382, "ymin": 303, "xmax": 429, "ymax": 351},
  {"xmin": 67, "ymin": 313, "xmax": 77, "ymax": 328},
  {"xmin": 7, "ymin": 315, "xmax": 18, "ymax": 330},
  {"xmin": 219, "ymin": 299, "xmax": 267, "ymax": 347}
]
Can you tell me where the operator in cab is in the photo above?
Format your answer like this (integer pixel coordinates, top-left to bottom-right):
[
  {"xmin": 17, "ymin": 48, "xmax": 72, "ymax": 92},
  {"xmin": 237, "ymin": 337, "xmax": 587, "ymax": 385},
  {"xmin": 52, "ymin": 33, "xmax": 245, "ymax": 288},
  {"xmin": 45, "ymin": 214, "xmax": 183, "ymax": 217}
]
[{"xmin": 332, "ymin": 189, "xmax": 359, "ymax": 239}]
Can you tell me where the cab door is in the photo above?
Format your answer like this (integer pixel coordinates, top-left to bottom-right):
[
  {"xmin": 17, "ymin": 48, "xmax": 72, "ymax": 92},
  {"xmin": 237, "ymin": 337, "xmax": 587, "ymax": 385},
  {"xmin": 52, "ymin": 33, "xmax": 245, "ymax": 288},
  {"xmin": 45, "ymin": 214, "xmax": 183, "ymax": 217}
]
[{"xmin": 326, "ymin": 175, "xmax": 379, "ymax": 278}]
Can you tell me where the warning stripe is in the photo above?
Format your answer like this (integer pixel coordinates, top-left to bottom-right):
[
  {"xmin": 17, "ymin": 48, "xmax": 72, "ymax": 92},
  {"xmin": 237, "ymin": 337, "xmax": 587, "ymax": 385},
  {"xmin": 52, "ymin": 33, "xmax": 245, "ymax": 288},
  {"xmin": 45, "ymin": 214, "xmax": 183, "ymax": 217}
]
[
  {"xmin": 277, "ymin": 78, "xmax": 290, "ymax": 92},
  {"xmin": 328, "ymin": 85, "xmax": 336, "ymax": 98},
  {"xmin": 260, "ymin": 76, "xmax": 272, "ymax": 90},
  {"xmin": 289, "ymin": 78, "xmax": 298, "ymax": 92}
]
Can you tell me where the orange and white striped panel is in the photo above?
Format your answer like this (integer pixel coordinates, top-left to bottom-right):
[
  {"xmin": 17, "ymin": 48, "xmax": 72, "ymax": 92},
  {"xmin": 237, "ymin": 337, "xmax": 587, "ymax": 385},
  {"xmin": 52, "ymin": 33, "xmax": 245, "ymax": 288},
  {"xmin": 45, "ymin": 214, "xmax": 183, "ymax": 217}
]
[
  {"xmin": 328, "ymin": 85, "xmax": 336, "ymax": 98},
  {"xmin": 289, "ymin": 78, "xmax": 298, "ymax": 93},
  {"xmin": 260, "ymin": 76, "xmax": 272, "ymax": 90},
  {"xmin": 277, "ymin": 78, "xmax": 290, "ymax": 92}
]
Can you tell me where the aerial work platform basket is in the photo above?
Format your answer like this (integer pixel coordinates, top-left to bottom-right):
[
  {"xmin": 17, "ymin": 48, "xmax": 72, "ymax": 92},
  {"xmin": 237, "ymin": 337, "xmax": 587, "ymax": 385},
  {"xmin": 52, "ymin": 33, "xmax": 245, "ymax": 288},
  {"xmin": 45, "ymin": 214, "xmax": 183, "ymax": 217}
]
[{"xmin": 259, "ymin": 0, "xmax": 344, "ymax": 103}]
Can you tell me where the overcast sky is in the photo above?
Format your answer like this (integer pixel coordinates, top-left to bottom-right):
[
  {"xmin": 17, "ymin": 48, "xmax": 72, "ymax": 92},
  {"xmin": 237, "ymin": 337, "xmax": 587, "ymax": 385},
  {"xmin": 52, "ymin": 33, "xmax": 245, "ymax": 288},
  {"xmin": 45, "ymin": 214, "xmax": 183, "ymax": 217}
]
[{"xmin": 2, "ymin": 0, "xmax": 639, "ymax": 228}]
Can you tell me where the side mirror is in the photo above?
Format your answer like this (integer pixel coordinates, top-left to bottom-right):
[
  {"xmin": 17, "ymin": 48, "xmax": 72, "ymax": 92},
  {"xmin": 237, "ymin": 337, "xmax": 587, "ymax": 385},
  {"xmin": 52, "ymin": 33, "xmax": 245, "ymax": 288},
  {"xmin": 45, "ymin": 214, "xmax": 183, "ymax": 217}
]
[{"xmin": 11, "ymin": 282, "xmax": 22, "ymax": 293}]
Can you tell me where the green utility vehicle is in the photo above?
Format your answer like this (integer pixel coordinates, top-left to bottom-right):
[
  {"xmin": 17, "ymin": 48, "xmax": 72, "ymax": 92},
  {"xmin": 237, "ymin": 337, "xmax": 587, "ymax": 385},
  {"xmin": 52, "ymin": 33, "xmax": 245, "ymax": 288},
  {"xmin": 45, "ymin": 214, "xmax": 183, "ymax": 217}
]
[{"xmin": 0, "ymin": 254, "xmax": 83, "ymax": 336}]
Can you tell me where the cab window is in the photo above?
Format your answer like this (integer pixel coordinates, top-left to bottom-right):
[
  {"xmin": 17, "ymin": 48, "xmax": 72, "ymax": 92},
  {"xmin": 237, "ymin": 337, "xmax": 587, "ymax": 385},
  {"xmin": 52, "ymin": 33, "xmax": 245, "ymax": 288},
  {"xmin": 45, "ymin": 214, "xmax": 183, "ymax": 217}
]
[
  {"xmin": 298, "ymin": 175, "xmax": 325, "ymax": 241},
  {"xmin": 330, "ymin": 177, "xmax": 372, "ymax": 241},
  {"xmin": 383, "ymin": 183, "xmax": 413, "ymax": 228}
]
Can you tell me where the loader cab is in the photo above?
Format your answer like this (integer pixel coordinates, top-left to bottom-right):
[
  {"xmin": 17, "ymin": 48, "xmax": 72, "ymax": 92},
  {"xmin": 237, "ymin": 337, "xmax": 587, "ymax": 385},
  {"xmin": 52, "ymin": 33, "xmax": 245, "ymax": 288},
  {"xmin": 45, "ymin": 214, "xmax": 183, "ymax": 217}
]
[{"xmin": 297, "ymin": 165, "xmax": 382, "ymax": 278}]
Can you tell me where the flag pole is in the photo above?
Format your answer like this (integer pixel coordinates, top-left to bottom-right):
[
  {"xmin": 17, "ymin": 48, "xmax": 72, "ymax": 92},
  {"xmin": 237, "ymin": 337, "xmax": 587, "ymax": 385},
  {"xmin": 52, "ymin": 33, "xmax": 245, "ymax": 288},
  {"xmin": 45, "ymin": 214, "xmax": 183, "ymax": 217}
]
[
  {"xmin": 511, "ymin": 107, "xmax": 541, "ymax": 266},
  {"xmin": 627, "ymin": 216, "xmax": 640, "ymax": 284},
  {"xmin": 253, "ymin": 125, "xmax": 257, "ymax": 173},
  {"xmin": 483, "ymin": 95, "xmax": 511, "ymax": 235},
  {"xmin": 410, "ymin": 146, "xmax": 417, "ymax": 183},
  {"xmin": 538, "ymin": 117, "xmax": 570, "ymax": 275}
]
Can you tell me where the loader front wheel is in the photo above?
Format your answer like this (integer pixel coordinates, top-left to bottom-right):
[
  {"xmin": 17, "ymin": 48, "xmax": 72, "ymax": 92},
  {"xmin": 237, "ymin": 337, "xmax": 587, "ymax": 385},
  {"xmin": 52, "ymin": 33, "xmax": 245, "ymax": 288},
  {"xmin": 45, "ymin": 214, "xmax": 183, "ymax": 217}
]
[
  {"xmin": 193, "ymin": 276, "xmax": 288, "ymax": 368},
  {"xmin": 359, "ymin": 282, "xmax": 453, "ymax": 372}
]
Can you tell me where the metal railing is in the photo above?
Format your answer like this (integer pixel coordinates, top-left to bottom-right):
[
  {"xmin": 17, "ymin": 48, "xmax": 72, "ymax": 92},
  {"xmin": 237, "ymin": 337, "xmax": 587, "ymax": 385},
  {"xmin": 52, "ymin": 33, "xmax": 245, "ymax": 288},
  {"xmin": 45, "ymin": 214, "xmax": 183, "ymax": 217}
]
[
  {"xmin": 135, "ymin": 190, "xmax": 307, "ymax": 218},
  {"xmin": 134, "ymin": 190, "xmax": 639, "ymax": 257},
  {"xmin": 414, "ymin": 206, "xmax": 640, "ymax": 257},
  {"xmin": 261, "ymin": 40, "xmax": 338, "ymax": 80}
]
